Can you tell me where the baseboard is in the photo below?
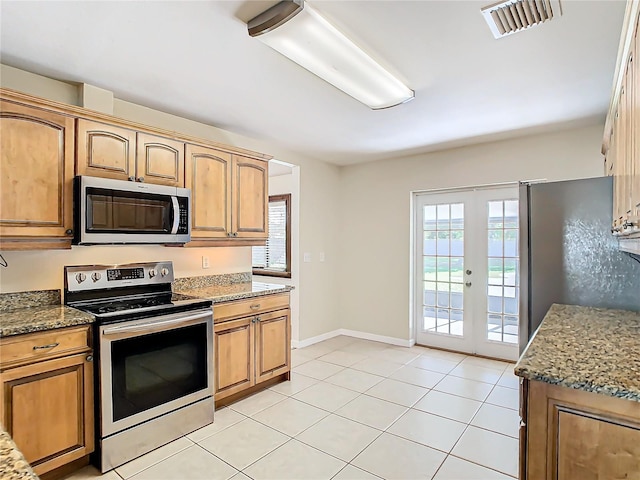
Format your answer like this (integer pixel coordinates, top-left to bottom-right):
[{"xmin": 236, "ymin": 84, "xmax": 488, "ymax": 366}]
[
  {"xmin": 292, "ymin": 329, "xmax": 341, "ymax": 349},
  {"xmin": 292, "ymin": 329, "xmax": 412, "ymax": 349},
  {"xmin": 338, "ymin": 329, "xmax": 413, "ymax": 347}
]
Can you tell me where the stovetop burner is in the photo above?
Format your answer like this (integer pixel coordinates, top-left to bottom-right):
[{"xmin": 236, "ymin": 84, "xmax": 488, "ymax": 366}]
[{"xmin": 78, "ymin": 293, "xmax": 196, "ymax": 315}]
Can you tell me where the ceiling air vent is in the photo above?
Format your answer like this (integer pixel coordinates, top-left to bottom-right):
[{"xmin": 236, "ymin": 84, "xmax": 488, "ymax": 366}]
[{"xmin": 481, "ymin": 0, "xmax": 562, "ymax": 39}]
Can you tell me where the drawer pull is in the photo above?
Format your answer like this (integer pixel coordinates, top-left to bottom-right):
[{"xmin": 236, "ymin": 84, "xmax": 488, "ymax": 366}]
[
  {"xmin": 250, "ymin": 304, "xmax": 261, "ymax": 310},
  {"xmin": 33, "ymin": 342, "xmax": 60, "ymax": 350}
]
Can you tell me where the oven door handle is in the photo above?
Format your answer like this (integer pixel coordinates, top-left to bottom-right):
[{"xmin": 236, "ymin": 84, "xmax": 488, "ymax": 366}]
[
  {"xmin": 102, "ymin": 311, "xmax": 210, "ymax": 336},
  {"xmin": 170, "ymin": 196, "xmax": 180, "ymax": 234}
]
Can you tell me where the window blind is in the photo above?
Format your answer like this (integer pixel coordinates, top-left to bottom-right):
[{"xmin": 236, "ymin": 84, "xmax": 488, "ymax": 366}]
[{"xmin": 252, "ymin": 198, "xmax": 288, "ymax": 272}]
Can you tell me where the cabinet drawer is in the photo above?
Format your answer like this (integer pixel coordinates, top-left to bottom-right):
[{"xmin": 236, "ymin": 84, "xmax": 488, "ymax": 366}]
[
  {"xmin": 214, "ymin": 293, "xmax": 289, "ymax": 322},
  {"xmin": 0, "ymin": 325, "xmax": 91, "ymax": 368}
]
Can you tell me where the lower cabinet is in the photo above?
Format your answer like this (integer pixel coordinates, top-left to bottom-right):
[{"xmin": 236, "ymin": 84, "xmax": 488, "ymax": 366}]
[
  {"xmin": 521, "ymin": 379, "xmax": 640, "ymax": 480},
  {"xmin": 0, "ymin": 325, "xmax": 94, "ymax": 477},
  {"xmin": 213, "ymin": 294, "xmax": 290, "ymax": 403}
]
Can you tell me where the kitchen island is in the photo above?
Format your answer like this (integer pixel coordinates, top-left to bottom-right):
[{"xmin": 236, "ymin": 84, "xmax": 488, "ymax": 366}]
[{"xmin": 515, "ymin": 303, "xmax": 640, "ymax": 480}]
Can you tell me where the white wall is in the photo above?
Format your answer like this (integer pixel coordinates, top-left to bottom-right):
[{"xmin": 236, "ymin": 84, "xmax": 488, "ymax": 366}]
[
  {"xmin": 254, "ymin": 169, "xmax": 302, "ymax": 344},
  {"xmin": 0, "ymin": 65, "xmax": 341, "ymax": 344},
  {"xmin": 0, "ymin": 64, "xmax": 605, "ymax": 346},
  {"xmin": 0, "ymin": 246, "xmax": 249, "ymax": 294},
  {"xmin": 337, "ymin": 125, "xmax": 605, "ymax": 341}
]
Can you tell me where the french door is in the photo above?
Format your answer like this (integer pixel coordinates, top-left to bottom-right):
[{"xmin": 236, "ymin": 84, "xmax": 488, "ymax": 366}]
[{"xmin": 414, "ymin": 186, "xmax": 520, "ymax": 361}]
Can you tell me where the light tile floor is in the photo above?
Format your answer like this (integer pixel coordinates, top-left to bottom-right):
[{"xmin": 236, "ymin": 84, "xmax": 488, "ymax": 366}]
[{"xmin": 63, "ymin": 336, "xmax": 519, "ymax": 480}]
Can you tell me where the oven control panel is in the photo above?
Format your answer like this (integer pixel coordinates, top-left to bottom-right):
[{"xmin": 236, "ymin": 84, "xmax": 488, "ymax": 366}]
[{"xmin": 65, "ymin": 262, "xmax": 175, "ymax": 292}]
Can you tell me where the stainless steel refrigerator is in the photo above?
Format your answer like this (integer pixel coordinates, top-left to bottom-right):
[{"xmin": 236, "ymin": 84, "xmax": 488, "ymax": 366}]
[{"xmin": 519, "ymin": 176, "xmax": 640, "ymax": 354}]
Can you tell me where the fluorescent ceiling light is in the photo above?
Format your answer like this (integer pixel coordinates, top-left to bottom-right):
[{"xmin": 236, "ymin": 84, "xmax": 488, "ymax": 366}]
[{"xmin": 248, "ymin": 0, "xmax": 414, "ymax": 109}]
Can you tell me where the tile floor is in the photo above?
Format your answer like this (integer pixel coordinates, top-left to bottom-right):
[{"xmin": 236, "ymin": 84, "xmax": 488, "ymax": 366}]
[{"xmin": 63, "ymin": 336, "xmax": 519, "ymax": 480}]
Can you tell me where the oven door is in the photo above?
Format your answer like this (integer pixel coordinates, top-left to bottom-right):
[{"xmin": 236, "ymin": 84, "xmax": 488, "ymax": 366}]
[
  {"xmin": 99, "ymin": 308, "xmax": 213, "ymax": 437},
  {"xmin": 77, "ymin": 176, "xmax": 190, "ymax": 244}
]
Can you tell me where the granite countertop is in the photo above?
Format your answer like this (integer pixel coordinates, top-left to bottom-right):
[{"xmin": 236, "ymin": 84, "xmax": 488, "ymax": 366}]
[
  {"xmin": 0, "ymin": 290, "xmax": 94, "ymax": 338},
  {"xmin": 175, "ymin": 282, "xmax": 293, "ymax": 303},
  {"xmin": 515, "ymin": 303, "xmax": 640, "ymax": 402},
  {"xmin": 0, "ymin": 427, "xmax": 39, "ymax": 480}
]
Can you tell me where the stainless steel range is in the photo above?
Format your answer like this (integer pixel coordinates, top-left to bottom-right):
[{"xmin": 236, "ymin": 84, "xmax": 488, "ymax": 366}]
[{"xmin": 64, "ymin": 261, "xmax": 214, "ymax": 473}]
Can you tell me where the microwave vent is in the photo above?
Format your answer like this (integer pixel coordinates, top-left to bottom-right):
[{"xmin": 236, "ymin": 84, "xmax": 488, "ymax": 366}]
[{"xmin": 481, "ymin": 0, "xmax": 562, "ymax": 39}]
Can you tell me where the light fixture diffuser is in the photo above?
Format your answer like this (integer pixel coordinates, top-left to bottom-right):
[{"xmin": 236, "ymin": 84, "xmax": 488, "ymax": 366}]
[{"xmin": 248, "ymin": 0, "xmax": 414, "ymax": 109}]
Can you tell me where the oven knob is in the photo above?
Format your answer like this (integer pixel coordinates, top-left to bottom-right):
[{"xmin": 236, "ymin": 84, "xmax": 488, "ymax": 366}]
[
  {"xmin": 91, "ymin": 272, "xmax": 101, "ymax": 283},
  {"xmin": 149, "ymin": 269, "xmax": 157, "ymax": 278},
  {"xmin": 75, "ymin": 273, "xmax": 86, "ymax": 283},
  {"xmin": 161, "ymin": 267, "xmax": 169, "ymax": 277}
]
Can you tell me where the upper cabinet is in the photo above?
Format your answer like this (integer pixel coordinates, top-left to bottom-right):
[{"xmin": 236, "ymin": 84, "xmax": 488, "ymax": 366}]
[
  {"xmin": 604, "ymin": 1, "xmax": 640, "ymax": 237},
  {"xmin": 0, "ymin": 88, "xmax": 271, "ymax": 250},
  {"xmin": 77, "ymin": 120, "xmax": 185, "ymax": 187},
  {"xmin": 0, "ymin": 99, "xmax": 75, "ymax": 249},
  {"xmin": 232, "ymin": 155, "xmax": 268, "ymax": 239},
  {"xmin": 185, "ymin": 145, "xmax": 268, "ymax": 244}
]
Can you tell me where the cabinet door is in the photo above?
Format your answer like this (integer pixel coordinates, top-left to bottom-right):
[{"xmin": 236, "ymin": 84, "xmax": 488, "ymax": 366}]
[
  {"xmin": 556, "ymin": 410, "xmax": 640, "ymax": 479},
  {"xmin": 0, "ymin": 353, "xmax": 94, "ymax": 476},
  {"xmin": 185, "ymin": 144, "xmax": 231, "ymax": 238},
  {"xmin": 526, "ymin": 380, "xmax": 640, "ymax": 480},
  {"xmin": 231, "ymin": 156, "xmax": 268, "ymax": 239},
  {"xmin": 214, "ymin": 317, "xmax": 254, "ymax": 401},
  {"xmin": 136, "ymin": 133, "xmax": 185, "ymax": 186},
  {"xmin": 0, "ymin": 101, "xmax": 74, "ymax": 240},
  {"xmin": 255, "ymin": 309, "xmax": 290, "ymax": 384},
  {"xmin": 76, "ymin": 119, "xmax": 136, "ymax": 181}
]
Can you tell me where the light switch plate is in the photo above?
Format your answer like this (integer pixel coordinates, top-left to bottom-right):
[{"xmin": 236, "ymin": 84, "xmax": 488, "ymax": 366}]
[
  {"xmin": 303, "ymin": 253, "xmax": 312, "ymax": 263},
  {"xmin": 202, "ymin": 256, "xmax": 210, "ymax": 269},
  {"xmin": 319, "ymin": 252, "xmax": 325, "ymax": 262}
]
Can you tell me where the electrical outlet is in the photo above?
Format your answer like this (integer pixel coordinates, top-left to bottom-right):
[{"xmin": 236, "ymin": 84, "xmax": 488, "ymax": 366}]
[
  {"xmin": 319, "ymin": 252, "xmax": 325, "ymax": 262},
  {"xmin": 202, "ymin": 256, "xmax": 210, "ymax": 269},
  {"xmin": 303, "ymin": 252, "xmax": 312, "ymax": 263}
]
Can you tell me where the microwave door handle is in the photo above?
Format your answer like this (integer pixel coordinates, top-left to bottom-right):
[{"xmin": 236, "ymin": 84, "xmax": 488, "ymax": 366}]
[
  {"xmin": 102, "ymin": 311, "xmax": 211, "ymax": 336},
  {"xmin": 170, "ymin": 196, "xmax": 180, "ymax": 234}
]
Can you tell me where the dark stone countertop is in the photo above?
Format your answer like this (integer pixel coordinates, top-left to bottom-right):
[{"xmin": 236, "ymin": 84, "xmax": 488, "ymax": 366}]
[
  {"xmin": 0, "ymin": 290, "xmax": 94, "ymax": 338},
  {"xmin": 515, "ymin": 303, "xmax": 640, "ymax": 401}
]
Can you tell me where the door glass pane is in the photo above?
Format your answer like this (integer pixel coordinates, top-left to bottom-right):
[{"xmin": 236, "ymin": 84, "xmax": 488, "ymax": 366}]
[
  {"xmin": 486, "ymin": 200, "xmax": 520, "ymax": 344},
  {"xmin": 422, "ymin": 203, "xmax": 464, "ymax": 336}
]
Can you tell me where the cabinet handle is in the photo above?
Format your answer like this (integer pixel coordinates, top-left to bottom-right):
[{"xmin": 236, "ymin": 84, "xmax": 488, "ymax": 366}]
[
  {"xmin": 137, "ymin": 177, "xmax": 145, "ymax": 182},
  {"xmin": 465, "ymin": 282, "xmax": 472, "ymax": 287},
  {"xmin": 250, "ymin": 304, "xmax": 261, "ymax": 310},
  {"xmin": 253, "ymin": 316, "xmax": 261, "ymax": 323},
  {"xmin": 65, "ymin": 229, "xmax": 73, "ymax": 235},
  {"xmin": 227, "ymin": 232, "xmax": 233, "ymax": 237},
  {"xmin": 33, "ymin": 342, "xmax": 59, "ymax": 350},
  {"xmin": 234, "ymin": 232, "xmax": 238, "ymax": 237},
  {"xmin": 86, "ymin": 355, "xmax": 94, "ymax": 362},
  {"xmin": 128, "ymin": 176, "xmax": 135, "ymax": 182}
]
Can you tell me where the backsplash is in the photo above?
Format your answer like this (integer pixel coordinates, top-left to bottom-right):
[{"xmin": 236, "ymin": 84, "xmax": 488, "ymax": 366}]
[
  {"xmin": 0, "ymin": 289, "xmax": 61, "ymax": 311},
  {"xmin": 172, "ymin": 272, "xmax": 251, "ymax": 290},
  {"xmin": 0, "ymin": 245, "xmax": 252, "ymax": 294}
]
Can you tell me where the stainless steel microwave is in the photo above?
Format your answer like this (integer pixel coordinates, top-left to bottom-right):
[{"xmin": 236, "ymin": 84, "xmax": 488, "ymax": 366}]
[{"xmin": 74, "ymin": 176, "xmax": 191, "ymax": 245}]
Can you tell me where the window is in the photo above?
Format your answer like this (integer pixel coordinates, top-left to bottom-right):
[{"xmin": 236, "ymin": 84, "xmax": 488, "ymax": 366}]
[{"xmin": 252, "ymin": 194, "xmax": 291, "ymax": 278}]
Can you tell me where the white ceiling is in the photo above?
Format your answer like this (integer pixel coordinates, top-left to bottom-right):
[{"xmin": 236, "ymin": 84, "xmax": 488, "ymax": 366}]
[{"xmin": 0, "ymin": 1, "xmax": 626, "ymax": 166}]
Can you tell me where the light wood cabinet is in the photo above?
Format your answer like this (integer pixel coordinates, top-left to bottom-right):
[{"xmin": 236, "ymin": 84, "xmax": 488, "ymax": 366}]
[
  {"xmin": 77, "ymin": 120, "xmax": 185, "ymax": 186},
  {"xmin": 521, "ymin": 379, "xmax": 640, "ymax": 480},
  {"xmin": 0, "ymin": 325, "xmax": 94, "ymax": 477},
  {"xmin": 185, "ymin": 145, "xmax": 268, "ymax": 244},
  {"xmin": 0, "ymin": 88, "xmax": 271, "ymax": 250},
  {"xmin": 232, "ymin": 155, "xmax": 268, "ymax": 240},
  {"xmin": 0, "ymin": 99, "xmax": 75, "ymax": 249},
  {"xmin": 604, "ymin": 2, "xmax": 640, "ymax": 235},
  {"xmin": 213, "ymin": 293, "xmax": 290, "ymax": 403}
]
